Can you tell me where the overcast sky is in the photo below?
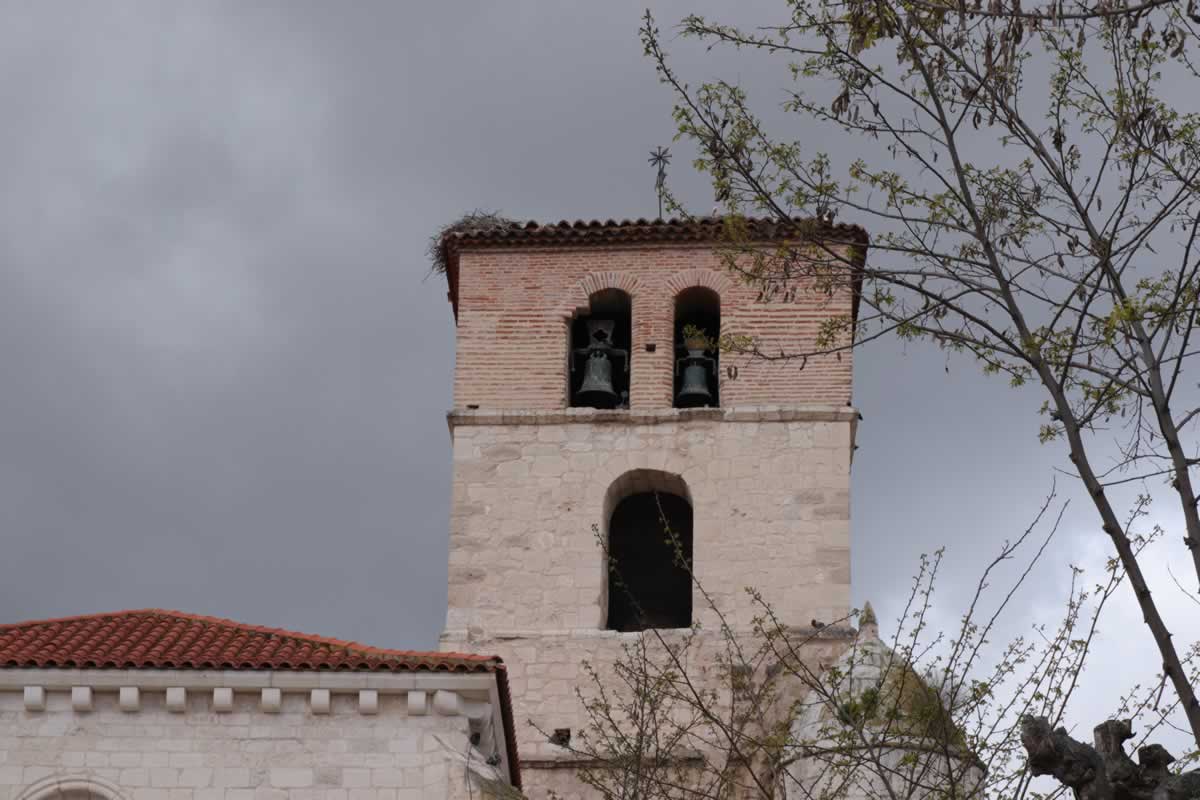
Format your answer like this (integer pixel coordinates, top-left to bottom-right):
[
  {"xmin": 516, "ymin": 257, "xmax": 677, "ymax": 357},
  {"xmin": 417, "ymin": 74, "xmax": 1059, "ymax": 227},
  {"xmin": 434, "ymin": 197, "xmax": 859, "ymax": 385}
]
[{"xmin": 2, "ymin": 0, "xmax": 1195, "ymax": 747}]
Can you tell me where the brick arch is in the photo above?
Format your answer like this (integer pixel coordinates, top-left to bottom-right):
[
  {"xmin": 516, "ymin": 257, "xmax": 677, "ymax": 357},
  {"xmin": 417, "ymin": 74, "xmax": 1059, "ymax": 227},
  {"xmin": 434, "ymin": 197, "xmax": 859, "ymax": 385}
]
[
  {"xmin": 556, "ymin": 271, "xmax": 641, "ymax": 320},
  {"xmin": 664, "ymin": 268, "xmax": 734, "ymax": 299}
]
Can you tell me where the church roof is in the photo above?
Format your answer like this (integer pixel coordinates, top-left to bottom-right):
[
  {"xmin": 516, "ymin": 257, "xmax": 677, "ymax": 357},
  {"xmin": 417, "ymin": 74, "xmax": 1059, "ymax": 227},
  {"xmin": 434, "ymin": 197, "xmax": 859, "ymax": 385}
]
[
  {"xmin": 1, "ymin": 609, "xmax": 523, "ymax": 789},
  {"xmin": 438, "ymin": 215, "xmax": 869, "ymax": 317},
  {"xmin": 441, "ymin": 216, "xmax": 869, "ymax": 250},
  {"xmin": 0, "ymin": 609, "xmax": 499, "ymax": 673}
]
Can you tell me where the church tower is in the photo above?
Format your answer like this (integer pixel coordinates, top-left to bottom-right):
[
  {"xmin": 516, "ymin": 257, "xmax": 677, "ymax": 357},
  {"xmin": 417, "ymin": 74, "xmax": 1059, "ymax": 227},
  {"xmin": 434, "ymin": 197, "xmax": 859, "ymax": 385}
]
[{"xmin": 437, "ymin": 217, "xmax": 865, "ymax": 797}]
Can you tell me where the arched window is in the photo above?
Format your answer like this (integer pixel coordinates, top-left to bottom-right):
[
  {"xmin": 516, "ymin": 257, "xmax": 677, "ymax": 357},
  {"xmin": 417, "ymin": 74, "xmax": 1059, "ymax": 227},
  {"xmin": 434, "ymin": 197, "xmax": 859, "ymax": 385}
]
[
  {"xmin": 603, "ymin": 471, "xmax": 693, "ymax": 632},
  {"xmin": 674, "ymin": 287, "xmax": 720, "ymax": 408},
  {"xmin": 570, "ymin": 289, "xmax": 631, "ymax": 409}
]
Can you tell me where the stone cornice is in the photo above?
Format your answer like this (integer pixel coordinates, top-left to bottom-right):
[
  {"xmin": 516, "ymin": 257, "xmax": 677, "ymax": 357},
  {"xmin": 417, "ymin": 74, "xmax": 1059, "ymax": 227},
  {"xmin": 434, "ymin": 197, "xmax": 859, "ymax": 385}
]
[
  {"xmin": 0, "ymin": 668, "xmax": 499, "ymax": 726},
  {"xmin": 448, "ymin": 405, "xmax": 860, "ymax": 429},
  {"xmin": 441, "ymin": 625, "xmax": 857, "ymax": 643},
  {"xmin": 0, "ymin": 667, "xmax": 497, "ymax": 693},
  {"xmin": 521, "ymin": 750, "xmax": 706, "ymax": 770}
]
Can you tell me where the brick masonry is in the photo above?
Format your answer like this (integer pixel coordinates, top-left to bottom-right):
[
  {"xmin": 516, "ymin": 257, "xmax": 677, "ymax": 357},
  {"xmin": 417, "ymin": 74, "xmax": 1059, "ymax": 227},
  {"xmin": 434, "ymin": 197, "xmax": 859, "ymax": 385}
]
[{"xmin": 452, "ymin": 243, "xmax": 856, "ymax": 410}]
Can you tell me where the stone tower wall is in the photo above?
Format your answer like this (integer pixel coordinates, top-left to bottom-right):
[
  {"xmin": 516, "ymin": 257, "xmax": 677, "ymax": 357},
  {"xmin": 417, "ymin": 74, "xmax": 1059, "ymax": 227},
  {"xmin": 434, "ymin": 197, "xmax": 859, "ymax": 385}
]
[
  {"xmin": 441, "ymin": 240, "xmax": 858, "ymax": 798},
  {"xmin": 444, "ymin": 409, "xmax": 852, "ymax": 636},
  {"xmin": 441, "ymin": 407, "xmax": 853, "ymax": 797}
]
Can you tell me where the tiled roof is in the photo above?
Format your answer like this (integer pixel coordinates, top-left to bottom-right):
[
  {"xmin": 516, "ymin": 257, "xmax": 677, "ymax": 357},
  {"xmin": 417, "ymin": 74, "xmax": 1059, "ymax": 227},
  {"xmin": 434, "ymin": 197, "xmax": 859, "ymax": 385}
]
[
  {"xmin": 439, "ymin": 215, "xmax": 869, "ymax": 316},
  {"xmin": 442, "ymin": 216, "xmax": 868, "ymax": 249},
  {"xmin": 0, "ymin": 609, "xmax": 523, "ymax": 788},
  {"xmin": 0, "ymin": 609, "xmax": 498, "ymax": 673}
]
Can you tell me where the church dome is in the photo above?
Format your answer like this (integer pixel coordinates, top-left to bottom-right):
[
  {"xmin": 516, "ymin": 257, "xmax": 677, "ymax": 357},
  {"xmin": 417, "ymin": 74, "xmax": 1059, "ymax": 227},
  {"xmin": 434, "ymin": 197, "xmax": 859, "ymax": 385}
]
[{"xmin": 785, "ymin": 604, "xmax": 983, "ymax": 799}]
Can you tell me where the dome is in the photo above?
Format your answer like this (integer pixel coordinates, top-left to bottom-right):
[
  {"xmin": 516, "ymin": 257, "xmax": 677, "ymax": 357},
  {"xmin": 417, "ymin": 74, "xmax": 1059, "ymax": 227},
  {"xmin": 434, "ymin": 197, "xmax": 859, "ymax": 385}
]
[{"xmin": 785, "ymin": 604, "xmax": 983, "ymax": 800}]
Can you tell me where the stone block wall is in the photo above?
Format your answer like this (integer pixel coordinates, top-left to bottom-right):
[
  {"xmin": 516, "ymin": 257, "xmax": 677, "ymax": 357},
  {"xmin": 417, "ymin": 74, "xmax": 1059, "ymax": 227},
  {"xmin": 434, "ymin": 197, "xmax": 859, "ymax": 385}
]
[
  {"xmin": 0, "ymin": 675, "xmax": 510, "ymax": 800},
  {"xmin": 444, "ymin": 408, "xmax": 853, "ymax": 636},
  {"xmin": 451, "ymin": 245, "xmax": 855, "ymax": 410},
  {"xmin": 438, "ymin": 627, "xmax": 855, "ymax": 800}
]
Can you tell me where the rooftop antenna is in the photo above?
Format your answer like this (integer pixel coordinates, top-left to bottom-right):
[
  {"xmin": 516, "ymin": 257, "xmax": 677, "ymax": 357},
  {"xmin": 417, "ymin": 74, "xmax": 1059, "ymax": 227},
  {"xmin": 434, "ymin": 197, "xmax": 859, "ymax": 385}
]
[{"xmin": 648, "ymin": 146, "xmax": 671, "ymax": 220}]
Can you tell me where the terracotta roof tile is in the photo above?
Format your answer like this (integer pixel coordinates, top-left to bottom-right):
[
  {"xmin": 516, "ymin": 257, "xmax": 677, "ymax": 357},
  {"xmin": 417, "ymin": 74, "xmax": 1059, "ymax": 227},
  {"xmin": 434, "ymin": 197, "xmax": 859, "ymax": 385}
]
[
  {"xmin": 441, "ymin": 214, "xmax": 864, "ymax": 242},
  {"xmin": 0, "ymin": 609, "xmax": 523, "ymax": 788},
  {"xmin": 439, "ymin": 215, "xmax": 869, "ymax": 317},
  {"xmin": 442, "ymin": 215, "xmax": 867, "ymax": 249},
  {"xmin": 0, "ymin": 609, "xmax": 498, "ymax": 673}
]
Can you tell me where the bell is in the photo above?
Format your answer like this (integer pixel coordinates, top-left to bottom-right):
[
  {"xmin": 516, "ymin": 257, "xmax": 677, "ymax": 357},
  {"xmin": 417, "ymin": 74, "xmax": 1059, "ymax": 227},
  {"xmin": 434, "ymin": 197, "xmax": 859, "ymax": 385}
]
[
  {"xmin": 675, "ymin": 354, "xmax": 713, "ymax": 408},
  {"xmin": 575, "ymin": 351, "xmax": 620, "ymax": 409}
]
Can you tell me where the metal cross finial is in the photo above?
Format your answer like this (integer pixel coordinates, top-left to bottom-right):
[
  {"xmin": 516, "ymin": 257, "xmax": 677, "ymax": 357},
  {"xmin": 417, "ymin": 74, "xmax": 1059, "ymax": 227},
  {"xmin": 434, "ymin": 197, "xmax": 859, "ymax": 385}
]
[{"xmin": 648, "ymin": 146, "xmax": 671, "ymax": 219}]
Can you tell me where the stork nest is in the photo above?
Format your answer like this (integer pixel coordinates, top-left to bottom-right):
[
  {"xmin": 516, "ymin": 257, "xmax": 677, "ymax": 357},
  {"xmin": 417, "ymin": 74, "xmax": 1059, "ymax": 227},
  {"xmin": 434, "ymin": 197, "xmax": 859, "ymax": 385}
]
[{"xmin": 427, "ymin": 210, "xmax": 516, "ymax": 275}]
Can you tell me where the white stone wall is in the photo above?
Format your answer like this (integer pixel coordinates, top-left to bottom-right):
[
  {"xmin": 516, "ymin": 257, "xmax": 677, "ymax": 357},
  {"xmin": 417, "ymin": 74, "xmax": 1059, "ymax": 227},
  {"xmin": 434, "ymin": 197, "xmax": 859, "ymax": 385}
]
[
  {"xmin": 445, "ymin": 407, "xmax": 854, "ymax": 636},
  {"xmin": 786, "ymin": 741, "xmax": 986, "ymax": 799},
  {"xmin": 440, "ymin": 627, "xmax": 855, "ymax": 799},
  {"xmin": 443, "ymin": 405, "xmax": 856, "ymax": 799},
  {"xmin": 0, "ymin": 676, "xmax": 512, "ymax": 800}
]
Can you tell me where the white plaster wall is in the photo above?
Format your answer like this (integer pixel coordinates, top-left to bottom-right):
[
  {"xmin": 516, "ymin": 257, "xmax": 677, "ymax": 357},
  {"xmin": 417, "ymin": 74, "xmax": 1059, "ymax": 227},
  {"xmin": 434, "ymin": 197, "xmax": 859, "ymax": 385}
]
[{"xmin": 0, "ymin": 688, "xmax": 501, "ymax": 800}]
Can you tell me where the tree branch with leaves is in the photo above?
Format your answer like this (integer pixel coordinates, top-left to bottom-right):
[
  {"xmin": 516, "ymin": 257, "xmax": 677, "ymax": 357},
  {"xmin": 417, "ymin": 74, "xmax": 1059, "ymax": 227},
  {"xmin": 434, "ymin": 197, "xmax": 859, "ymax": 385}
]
[
  {"xmin": 542, "ymin": 486, "xmax": 1196, "ymax": 798},
  {"xmin": 639, "ymin": 0, "xmax": 1200, "ymax": 764}
]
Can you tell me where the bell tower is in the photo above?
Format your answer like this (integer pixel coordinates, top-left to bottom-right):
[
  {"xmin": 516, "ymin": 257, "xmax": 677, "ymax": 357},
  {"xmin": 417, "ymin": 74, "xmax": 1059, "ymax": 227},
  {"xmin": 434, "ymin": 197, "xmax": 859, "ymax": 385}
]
[{"xmin": 438, "ymin": 217, "xmax": 865, "ymax": 798}]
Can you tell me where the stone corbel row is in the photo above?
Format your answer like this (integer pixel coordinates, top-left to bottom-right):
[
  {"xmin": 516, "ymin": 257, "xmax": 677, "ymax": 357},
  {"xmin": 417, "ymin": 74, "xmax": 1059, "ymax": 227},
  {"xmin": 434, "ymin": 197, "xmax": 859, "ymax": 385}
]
[{"xmin": 21, "ymin": 685, "xmax": 470, "ymax": 717}]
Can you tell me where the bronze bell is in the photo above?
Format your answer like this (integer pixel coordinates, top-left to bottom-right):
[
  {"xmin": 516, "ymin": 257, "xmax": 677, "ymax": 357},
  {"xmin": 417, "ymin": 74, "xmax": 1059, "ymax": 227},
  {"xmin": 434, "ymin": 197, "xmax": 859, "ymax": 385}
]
[
  {"xmin": 576, "ymin": 351, "xmax": 619, "ymax": 408},
  {"xmin": 572, "ymin": 319, "xmax": 628, "ymax": 409},
  {"xmin": 675, "ymin": 349, "xmax": 714, "ymax": 407}
]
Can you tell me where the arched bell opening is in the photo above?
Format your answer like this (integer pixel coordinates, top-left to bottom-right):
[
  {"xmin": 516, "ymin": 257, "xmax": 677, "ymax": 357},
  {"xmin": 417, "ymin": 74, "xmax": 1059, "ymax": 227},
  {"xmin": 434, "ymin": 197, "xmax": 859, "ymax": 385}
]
[
  {"xmin": 570, "ymin": 289, "xmax": 631, "ymax": 409},
  {"xmin": 602, "ymin": 470, "xmax": 693, "ymax": 632},
  {"xmin": 673, "ymin": 287, "xmax": 720, "ymax": 408}
]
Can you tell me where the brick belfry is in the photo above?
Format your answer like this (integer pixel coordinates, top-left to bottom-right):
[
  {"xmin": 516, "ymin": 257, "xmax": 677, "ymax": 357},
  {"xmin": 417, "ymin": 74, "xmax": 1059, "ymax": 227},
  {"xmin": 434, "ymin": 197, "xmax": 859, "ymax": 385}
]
[{"xmin": 436, "ymin": 217, "xmax": 867, "ymax": 798}]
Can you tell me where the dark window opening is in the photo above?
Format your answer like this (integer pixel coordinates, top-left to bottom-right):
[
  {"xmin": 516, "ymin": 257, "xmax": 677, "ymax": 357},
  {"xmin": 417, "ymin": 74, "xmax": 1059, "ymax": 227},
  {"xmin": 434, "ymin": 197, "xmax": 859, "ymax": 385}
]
[
  {"xmin": 674, "ymin": 287, "xmax": 720, "ymax": 408},
  {"xmin": 606, "ymin": 492, "xmax": 693, "ymax": 632},
  {"xmin": 570, "ymin": 289, "xmax": 631, "ymax": 409}
]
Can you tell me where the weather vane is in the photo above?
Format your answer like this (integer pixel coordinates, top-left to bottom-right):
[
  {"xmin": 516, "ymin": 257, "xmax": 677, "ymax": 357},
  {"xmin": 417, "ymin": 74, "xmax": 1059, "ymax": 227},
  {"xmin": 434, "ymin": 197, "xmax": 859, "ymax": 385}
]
[{"xmin": 648, "ymin": 146, "xmax": 671, "ymax": 219}]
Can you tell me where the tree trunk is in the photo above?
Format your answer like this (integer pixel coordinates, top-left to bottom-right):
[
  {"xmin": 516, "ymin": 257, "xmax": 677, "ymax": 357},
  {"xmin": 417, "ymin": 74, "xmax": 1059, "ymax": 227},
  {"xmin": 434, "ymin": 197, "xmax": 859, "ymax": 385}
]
[{"xmin": 1020, "ymin": 715, "xmax": 1200, "ymax": 800}]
